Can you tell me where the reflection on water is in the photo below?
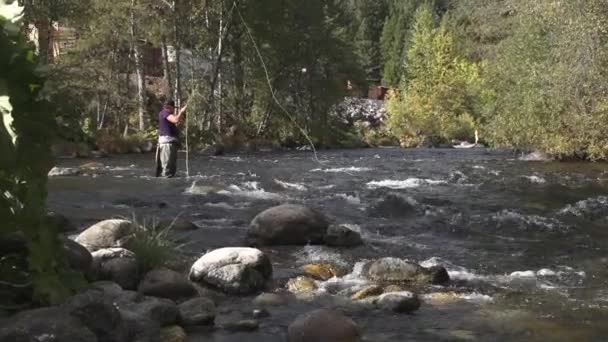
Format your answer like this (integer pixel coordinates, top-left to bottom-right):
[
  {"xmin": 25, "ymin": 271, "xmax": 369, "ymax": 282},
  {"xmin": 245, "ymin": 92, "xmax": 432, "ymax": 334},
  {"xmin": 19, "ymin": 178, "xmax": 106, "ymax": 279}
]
[{"xmin": 49, "ymin": 148, "xmax": 608, "ymax": 341}]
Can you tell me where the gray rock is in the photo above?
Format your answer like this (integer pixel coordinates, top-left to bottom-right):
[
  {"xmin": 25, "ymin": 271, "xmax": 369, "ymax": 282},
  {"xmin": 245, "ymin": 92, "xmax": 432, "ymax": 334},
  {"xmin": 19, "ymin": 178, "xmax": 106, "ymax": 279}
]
[
  {"xmin": 324, "ymin": 225, "xmax": 363, "ymax": 247},
  {"xmin": 48, "ymin": 167, "xmax": 80, "ymax": 177},
  {"xmin": 0, "ymin": 307, "xmax": 97, "ymax": 342},
  {"xmin": 178, "ymin": 297, "xmax": 216, "ymax": 326},
  {"xmin": 46, "ymin": 212, "xmax": 77, "ymax": 232},
  {"xmin": 91, "ymin": 248, "xmax": 139, "ymax": 290},
  {"xmin": 368, "ymin": 194, "xmax": 418, "ymax": 218},
  {"xmin": 189, "ymin": 247, "xmax": 272, "ymax": 294},
  {"xmin": 519, "ymin": 151, "xmax": 552, "ymax": 161},
  {"xmin": 75, "ymin": 219, "xmax": 137, "ymax": 252},
  {"xmin": 138, "ymin": 268, "xmax": 197, "ymax": 300},
  {"xmin": 120, "ymin": 309, "xmax": 161, "ymax": 342},
  {"xmin": 222, "ymin": 319, "xmax": 259, "ymax": 332},
  {"xmin": 90, "ymin": 281, "xmax": 142, "ymax": 307},
  {"xmin": 365, "ymin": 257, "xmax": 422, "ymax": 283},
  {"xmin": 287, "ymin": 309, "xmax": 361, "ymax": 342},
  {"xmin": 252, "ymin": 292, "xmax": 292, "ymax": 307},
  {"xmin": 374, "ymin": 291, "xmax": 421, "ymax": 313},
  {"xmin": 62, "ymin": 237, "xmax": 92, "ymax": 273},
  {"xmin": 247, "ymin": 204, "xmax": 329, "ymax": 246},
  {"xmin": 62, "ymin": 288, "xmax": 129, "ymax": 342},
  {"xmin": 129, "ymin": 297, "xmax": 178, "ymax": 327}
]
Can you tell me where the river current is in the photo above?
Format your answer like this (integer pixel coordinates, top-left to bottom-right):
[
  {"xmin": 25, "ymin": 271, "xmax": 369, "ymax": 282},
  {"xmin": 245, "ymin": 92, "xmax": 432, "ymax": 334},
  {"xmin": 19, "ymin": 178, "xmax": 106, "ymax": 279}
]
[{"xmin": 48, "ymin": 148, "xmax": 608, "ymax": 341}]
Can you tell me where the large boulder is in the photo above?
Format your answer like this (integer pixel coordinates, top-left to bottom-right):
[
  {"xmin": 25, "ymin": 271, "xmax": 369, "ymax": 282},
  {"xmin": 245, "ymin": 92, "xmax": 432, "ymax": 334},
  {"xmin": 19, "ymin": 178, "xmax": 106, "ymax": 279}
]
[
  {"xmin": 189, "ymin": 247, "xmax": 272, "ymax": 294},
  {"xmin": 62, "ymin": 289, "xmax": 129, "ymax": 342},
  {"xmin": 178, "ymin": 297, "xmax": 216, "ymax": 326},
  {"xmin": 247, "ymin": 204, "xmax": 329, "ymax": 245},
  {"xmin": 0, "ymin": 307, "xmax": 97, "ymax": 342},
  {"xmin": 91, "ymin": 248, "xmax": 139, "ymax": 290},
  {"xmin": 62, "ymin": 237, "xmax": 93, "ymax": 273},
  {"xmin": 323, "ymin": 225, "xmax": 363, "ymax": 247},
  {"xmin": 287, "ymin": 309, "xmax": 361, "ymax": 342},
  {"xmin": 138, "ymin": 268, "xmax": 197, "ymax": 300},
  {"xmin": 75, "ymin": 219, "xmax": 137, "ymax": 252}
]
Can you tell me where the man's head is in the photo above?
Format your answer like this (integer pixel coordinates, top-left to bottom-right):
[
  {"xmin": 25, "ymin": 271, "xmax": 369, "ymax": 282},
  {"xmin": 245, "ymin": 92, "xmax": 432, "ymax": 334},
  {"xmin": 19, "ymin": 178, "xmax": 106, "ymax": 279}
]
[{"xmin": 164, "ymin": 100, "xmax": 175, "ymax": 114}]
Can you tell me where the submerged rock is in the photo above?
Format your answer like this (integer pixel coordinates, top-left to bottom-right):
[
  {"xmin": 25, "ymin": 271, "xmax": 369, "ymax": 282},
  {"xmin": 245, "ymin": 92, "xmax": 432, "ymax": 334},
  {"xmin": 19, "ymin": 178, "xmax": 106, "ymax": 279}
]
[
  {"xmin": 159, "ymin": 326, "xmax": 186, "ymax": 342},
  {"xmin": 91, "ymin": 248, "xmax": 139, "ymax": 290},
  {"xmin": 178, "ymin": 297, "xmax": 216, "ymax": 326},
  {"xmin": 160, "ymin": 326, "xmax": 187, "ymax": 342},
  {"xmin": 155, "ymin": 219, "xmax": 199, "ymax": 231},
  {"xmin": 286, "ymin": 276, "xmax": 318, "ymax": 294},
  {"xmin": 374, "ymin": 291, "xmax": 421, "ymax": 313},
  {"xmin": 48, "ymin": 166, "xmax": 80, "ymax": 177},
  {"xmin": 323, "ymin": 225, "xmax": 363, "ymax": 247},
  {"xmin": 247, "ymin": 204, "xmax": 329, "ymax": 246},
  {"xmin": 138, "ymin": 268, "xmax": 197, "ymax": 300},
  {"xmin": 46, "ymin": 211, "xmax": 77, "ymax": 232},
  {"xmin": 351, "ymin": 285, "xmax": 383, "ymax": 301},
  {"xmin": 252, "ymin": 292, "xmax": 293, "ymax": 307},
  {"xmin": 0, "ymin": 307, "xmax": 97, "ymax": 342},
  {"xmin": 189, "ymin": 247, "xmax": 272, "ymax": 294},
  {"xmin": 287, "ymin": 309, "xmax": 361, "ymax": 342},
  {"xmin": 303, "ymin": 263, "xmax": 348, "ymax": 281},
  {"xmin": 75, "ymin": 219, "xmax": 137, "ymax": 252},
  {"xmin": 368, "ymin": 194, "xmax": 418, "ymax": 218},
  {"xmin": 222, "ymin": 319, "xmax": 260, "ymax": 332},
  {"xmin": 62, "ymin": 289, "xmax": 129, "ymax": 342}
]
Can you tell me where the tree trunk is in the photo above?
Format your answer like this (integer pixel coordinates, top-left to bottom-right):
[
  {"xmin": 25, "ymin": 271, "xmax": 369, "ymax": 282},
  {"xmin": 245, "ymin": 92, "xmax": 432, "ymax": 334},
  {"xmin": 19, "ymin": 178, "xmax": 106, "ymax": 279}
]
[
  {"xmin": 35, "ymin": 18, "xmax": 52, "ymax": 64},
  {"xmin": 217, "ymin": 0, "xmax": 224, "ymax": 134},
  {"xmin": 173, "ymin": 1, "xmax": 182, "ymax": 107},
  {"xmin": 131, "ymin": 0, "xmax": 147, "ymax": 131},
  {"xmin": 161, "ymin": 38, "xmax": 173, "ymax": 97}
]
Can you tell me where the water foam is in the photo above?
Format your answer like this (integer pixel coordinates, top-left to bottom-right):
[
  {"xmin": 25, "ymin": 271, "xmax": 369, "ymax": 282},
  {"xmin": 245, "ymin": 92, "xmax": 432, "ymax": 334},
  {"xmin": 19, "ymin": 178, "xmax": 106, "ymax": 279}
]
[
  {"xmin": 335, "ymin": 193, "xmax": 361, "ymax": 205},
  {"xmin": 492, "ymin": 210, "xmax": 570, "ymax": 233},
  {"xmin": 558, "ymin": 196, "xmax": 608, "ymax": 217},
  {"xmin": 274, "ymin": 179, "xmax": 308, "ymax": 191},
  {"xmin": 311, "ymin": 166, "xmax": 372, "ymax": 173},
  {"xmin": 522, "ymin": 175, "xmax": 546, "ymax": 184},
  {"xmin": 218, "ymin": 181, "xmax": 284, "ymax": 200},
  {"xmin": 366, "ymin": 178, "xmax": 447, "ymax": 189}
]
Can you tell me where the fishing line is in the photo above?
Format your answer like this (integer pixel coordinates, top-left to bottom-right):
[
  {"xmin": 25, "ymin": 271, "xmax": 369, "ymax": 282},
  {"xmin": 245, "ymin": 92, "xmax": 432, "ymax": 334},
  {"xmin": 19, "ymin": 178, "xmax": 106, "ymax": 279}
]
[{"xmin": 234, "ymin": 2, "xmax": 323, "ymax": 165}]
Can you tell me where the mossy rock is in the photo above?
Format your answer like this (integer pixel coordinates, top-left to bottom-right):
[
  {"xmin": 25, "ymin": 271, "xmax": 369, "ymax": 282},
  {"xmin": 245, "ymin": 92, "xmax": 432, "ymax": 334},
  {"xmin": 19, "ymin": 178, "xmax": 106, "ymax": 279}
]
[
  {"xmin": 303, "ymin": 263, "xmax": 348, "ymax": 281},
  {"xmin": 286, "ymin": 276, "xmax": 317, "ymax": 294},
  {"xmin": 160, "ymin": 325, "xmax": 187, "ymax": 342},
  {"xmin": 351, "ymin": 285, "xmax": 383, "ymax": 301}
]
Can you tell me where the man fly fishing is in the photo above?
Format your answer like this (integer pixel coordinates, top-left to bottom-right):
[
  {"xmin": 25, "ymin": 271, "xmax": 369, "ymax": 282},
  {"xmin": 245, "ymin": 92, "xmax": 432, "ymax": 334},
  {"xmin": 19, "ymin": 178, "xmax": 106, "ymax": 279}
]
[{"xmin": 155, "ymin": 100, "xmax": 188, "ymax": 178}]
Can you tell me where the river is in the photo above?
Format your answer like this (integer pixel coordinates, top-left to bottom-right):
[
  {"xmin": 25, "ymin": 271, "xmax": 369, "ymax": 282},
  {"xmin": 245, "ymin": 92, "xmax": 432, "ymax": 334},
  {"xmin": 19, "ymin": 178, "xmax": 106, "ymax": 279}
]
[{"xmin": 48, "ymin": 147, "xmax": 608, "ymax": 341}]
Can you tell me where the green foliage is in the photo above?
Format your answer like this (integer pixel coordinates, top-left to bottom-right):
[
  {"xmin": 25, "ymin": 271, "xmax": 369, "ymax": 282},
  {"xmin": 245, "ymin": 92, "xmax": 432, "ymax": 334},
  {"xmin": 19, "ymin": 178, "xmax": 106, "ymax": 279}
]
[
  {"xmin": 474, "ymin": 0, "xmax": 608, "ymax": 159},
  {"xmin": 386, "ymin": 8, "xmax": 487, "ymax": 144},
  {"xmin": 126, "ymin": 216, "xmax": 183, "ymax": 274},
  {"xmin": 1, "ymin": 4, "xmax": 83, "ymax": 307}
]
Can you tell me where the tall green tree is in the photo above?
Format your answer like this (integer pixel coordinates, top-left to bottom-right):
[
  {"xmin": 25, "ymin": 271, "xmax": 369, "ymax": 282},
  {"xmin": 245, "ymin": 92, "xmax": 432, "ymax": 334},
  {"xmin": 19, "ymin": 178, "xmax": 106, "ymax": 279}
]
[
  {"xmin": 387, "ymin": 6, "xmax": 486, "ymax": 144},
  {"xmin": 351, "ymin": 0, "xmax": 388, "ymax": 84}
]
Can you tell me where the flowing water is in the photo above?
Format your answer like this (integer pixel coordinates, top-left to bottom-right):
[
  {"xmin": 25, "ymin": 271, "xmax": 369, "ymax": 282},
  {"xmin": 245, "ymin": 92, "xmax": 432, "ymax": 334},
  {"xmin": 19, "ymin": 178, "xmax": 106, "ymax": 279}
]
[{"xmin": 48, "ymin": 148, "xmax": 608, "ymax": 341}]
